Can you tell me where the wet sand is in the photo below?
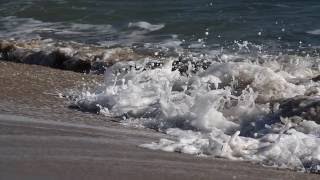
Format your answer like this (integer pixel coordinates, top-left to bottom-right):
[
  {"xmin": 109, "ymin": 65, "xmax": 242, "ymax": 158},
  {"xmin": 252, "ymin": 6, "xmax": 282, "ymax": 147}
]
[{"xmin": 0, "ymin": 61, "xmax": 318, "ymax": 180}]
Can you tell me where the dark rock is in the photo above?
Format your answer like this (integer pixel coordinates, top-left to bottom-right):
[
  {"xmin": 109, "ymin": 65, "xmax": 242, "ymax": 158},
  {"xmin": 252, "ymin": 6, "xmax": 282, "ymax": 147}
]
[
  {"xmin": 69, "ymin": 100, "xmax": 100, "ymax": 113},
  {"xmin": 240, "ymin": 96, "xmax": 320, "ymax": 137},
  {"xmin": 22, "ymin": 51, "xmax": 56, "ymax": 66},
  {"xmin": 49, "ymin": 50, "xmax": 69, "ymax": 68},
  {"xmin": 277, "ymin": 96, "xmax": 320, "ymax": 124},
  {"xmin": 304, "ymin": 159, "xmax": 320, "ymax": 174},
  {"xmin": 2, "ymin": 48, "xmax": 91, "ymax": 73},
  {"xmin": 49, "ymin": 50, "xmax": 91, "ymax": 73},
  {"xmin": 312, "ymin": 75, "xmax": 320, "ymax": 82},
  {"xmin": 91, "ymin": 61, "xmax": 108, "ymax": 74},
  {"xmin": 6, "ymin": 48, "xmax": 31, "ymax": 63},
  {"xmin": 62, "ymin": 57, "xmax": 91, "ymax": 73}
]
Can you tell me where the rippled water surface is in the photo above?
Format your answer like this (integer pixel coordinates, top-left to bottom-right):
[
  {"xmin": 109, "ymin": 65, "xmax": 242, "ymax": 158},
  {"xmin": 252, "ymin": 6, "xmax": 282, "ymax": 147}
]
[{"xmin": 1, "ymin": 0, "xmax": 320, "ymax": 49}]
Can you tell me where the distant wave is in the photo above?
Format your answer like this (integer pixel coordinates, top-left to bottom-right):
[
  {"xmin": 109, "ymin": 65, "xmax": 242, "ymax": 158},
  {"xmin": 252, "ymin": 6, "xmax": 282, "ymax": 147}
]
[
  {"xmin": 128, "ymin": 21, "xmax": 165, "ymax": 32},
  {"xmin": 306, "ymin": 29, "xmax": 320, "ymax": 35},
  {"xmin": 0, "ymin": 16, "xmax": 115, "ymax": 40},
  {"xmin": 0, "ymin": 16, "xmax": 171, "ymax": 46}
]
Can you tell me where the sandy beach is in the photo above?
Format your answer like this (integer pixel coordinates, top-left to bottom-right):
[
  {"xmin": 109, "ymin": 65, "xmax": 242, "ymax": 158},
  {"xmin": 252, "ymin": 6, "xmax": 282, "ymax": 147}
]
[{"xmin": 0, "ymin": 61, "xmax": 319, "ymax": 180}]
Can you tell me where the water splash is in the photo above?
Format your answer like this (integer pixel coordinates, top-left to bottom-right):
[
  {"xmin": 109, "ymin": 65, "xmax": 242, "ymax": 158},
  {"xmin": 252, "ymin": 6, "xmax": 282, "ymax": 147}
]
[{"xmin": 69, "ymin": 44, "xmax": 320, "ymax": 173}]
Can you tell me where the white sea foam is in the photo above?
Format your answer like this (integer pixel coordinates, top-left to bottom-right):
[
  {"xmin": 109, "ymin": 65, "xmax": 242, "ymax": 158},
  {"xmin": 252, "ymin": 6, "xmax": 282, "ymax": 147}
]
[
  {"xmin": 0, "ymin": 16, "xmax": 116, "ymax": 40},
  {"xmin": 307, "ymin": 29, "xmax": 320, "ymax": 35},
  {"xmin": 70, "ymin": 47, "xmax": 320, "ymax": 172},
  {"xmin": 128, "ymin": 21, "xmax": 165, "ymax": 31},
  {"xmin": 0, "ymin": 16, "xmax": 179, "ymax": 49}
]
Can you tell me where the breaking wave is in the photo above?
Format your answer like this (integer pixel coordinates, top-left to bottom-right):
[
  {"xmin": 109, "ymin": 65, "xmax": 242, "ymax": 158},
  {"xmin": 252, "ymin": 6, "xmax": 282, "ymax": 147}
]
[
  {"xmin": 69, "ymin": 42, "xmax": 320, "ymax": 173},
  {"xmin": 128, "ymin": 21, "xmax": 165, "ymax": 32},
  {"xmin": 0, "ymin": 16, "xmax": 168, "ymax": 46},
  {"xmin": 307, "ymin": 29, "xmax": 320, "ymax": 35}
]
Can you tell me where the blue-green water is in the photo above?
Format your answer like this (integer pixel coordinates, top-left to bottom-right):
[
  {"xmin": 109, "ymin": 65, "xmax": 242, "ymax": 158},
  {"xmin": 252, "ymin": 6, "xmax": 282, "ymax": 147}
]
[{"xmin": 1, "ymin": 0, "xmax": 320, "ymax": 51}]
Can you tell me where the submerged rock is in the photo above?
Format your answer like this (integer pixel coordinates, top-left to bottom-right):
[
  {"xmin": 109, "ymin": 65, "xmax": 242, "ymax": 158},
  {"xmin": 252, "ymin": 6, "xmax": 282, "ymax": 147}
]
[
  {"xmin": 69, "ymin": 99, "xmax": 100, "ymax": 113},
  {"xmin": 277, "ymin": 96, "xmax": 320, "ymax": 124},
  {"xmin": 312, "ymin": 75, "xmax": 320, "ymax": 82}
]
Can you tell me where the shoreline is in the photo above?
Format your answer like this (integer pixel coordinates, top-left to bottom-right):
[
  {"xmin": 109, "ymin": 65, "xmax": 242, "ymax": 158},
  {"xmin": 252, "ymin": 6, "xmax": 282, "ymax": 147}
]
[{"xmin": 0, "ymin": 61, "xmax": 319, "ymax": 179}]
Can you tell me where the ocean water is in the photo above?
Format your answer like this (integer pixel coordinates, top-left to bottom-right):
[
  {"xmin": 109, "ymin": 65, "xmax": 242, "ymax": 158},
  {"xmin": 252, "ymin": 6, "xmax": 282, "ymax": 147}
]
[
  {"xmin": 1, "ymin": 0, "xmax": 320, "ymax": 50},
  {"xmin": 2, "ymin": 0, "xmax": 320, "ymax": 173}
]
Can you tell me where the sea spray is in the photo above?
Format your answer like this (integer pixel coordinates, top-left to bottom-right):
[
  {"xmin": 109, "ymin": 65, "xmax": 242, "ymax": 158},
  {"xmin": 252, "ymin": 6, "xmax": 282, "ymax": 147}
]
[{"xmin": 69, "ymin": 49, "xmax": 320, "ymax": 173}]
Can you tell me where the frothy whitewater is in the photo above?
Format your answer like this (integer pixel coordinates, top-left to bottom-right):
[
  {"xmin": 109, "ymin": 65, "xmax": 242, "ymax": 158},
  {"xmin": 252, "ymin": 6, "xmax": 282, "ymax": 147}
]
[{"xmin": 69, "ymin": 45, "xmax": 320, "ymax": 173}]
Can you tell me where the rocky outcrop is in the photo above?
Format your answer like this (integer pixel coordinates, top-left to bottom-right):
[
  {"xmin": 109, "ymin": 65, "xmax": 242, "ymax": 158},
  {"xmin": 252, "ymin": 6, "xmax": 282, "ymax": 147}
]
[
  {"xmin": 0, "ymin": 39, "xmax": 217, "ymax": 75},
  {"xmin": 1, "ymin": 40, "xmax": 91, "ymax": 73},
  {"xmin": 0, "ymin": 39, "xmax": 145, "ymax": 74}
]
